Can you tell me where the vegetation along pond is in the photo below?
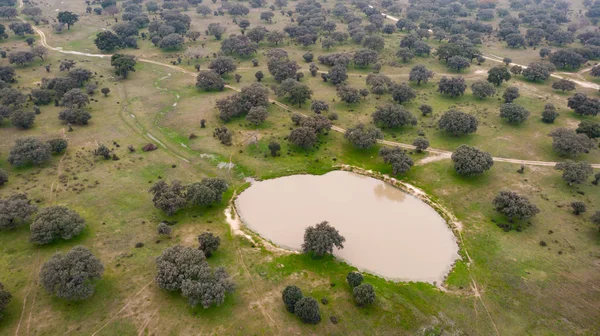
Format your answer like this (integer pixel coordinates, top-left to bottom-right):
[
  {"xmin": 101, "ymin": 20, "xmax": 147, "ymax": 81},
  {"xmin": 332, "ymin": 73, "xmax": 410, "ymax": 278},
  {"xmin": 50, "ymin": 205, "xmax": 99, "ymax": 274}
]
[{"xmin": 236, "ymin": 171, "xmax": 460, "ymax": 284}]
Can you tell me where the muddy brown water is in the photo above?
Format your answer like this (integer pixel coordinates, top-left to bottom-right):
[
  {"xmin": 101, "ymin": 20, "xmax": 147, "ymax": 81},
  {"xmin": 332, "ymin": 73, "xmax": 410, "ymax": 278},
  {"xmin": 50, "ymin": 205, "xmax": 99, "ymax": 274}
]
[{"xmin": 235, "ymin": 171, "xmax": 460, "ymax": 284}]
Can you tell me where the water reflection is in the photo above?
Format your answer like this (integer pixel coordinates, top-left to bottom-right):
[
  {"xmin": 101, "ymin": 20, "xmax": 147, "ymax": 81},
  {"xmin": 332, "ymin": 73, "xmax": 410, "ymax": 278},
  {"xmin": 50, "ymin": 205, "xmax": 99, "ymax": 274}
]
[{"xmin": 373, "ymin": 182, "xmax": 406, "ymax": 202}]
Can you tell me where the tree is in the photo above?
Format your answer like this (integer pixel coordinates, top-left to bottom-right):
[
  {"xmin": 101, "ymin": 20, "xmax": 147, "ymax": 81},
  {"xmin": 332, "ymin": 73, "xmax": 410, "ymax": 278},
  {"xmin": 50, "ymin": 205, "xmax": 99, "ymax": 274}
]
[
  {"xmin": 155, "ymin": 245, "xmax": 207, "ymax": 291},
  {"xmin": 346, "ymin": 272, "xmax": 363, "ymax": 288},
  {"xmin": 207, "ymin": 23, "xmax": 226, "ymax": 40},
  {"xmin": 196, "ymin": 71, "xmax": 224, "ymax": 91},
  {"xmin": 302, "ymin": 221, "xmax": 345, "ymax": 257},
  {"xmin": 101, "ymin": 88, "xmax": 110, "ymax": 97},
  {"xmin": 31, "ymin": 46, "xmax": 47, "ymax": 61},
  {"xmin": 8, "ymin": 22, "xmax": 33, "ymax": 36},
  {"xmin": 8, "ymin": 51, "xmax": 34, "ymax": 66},
  {"xmin": 391, "ymin": 83, "xmax": 416, "ymax": 104},
  {"xmin": 0, "ymin": 169, "xmax": 7, "ymax": 186},
  {"xmin": 229, "ymin": 3, "xmax": 250, "ymax": 16},
  {"xmin": 311, "ymin": 100, "xmax": 329, "ymax": 114},
  {"xmin": 438, "ymin": 77, "xmax": 467, "ymax": 97},
  {"xmin": 345, "ymin": 124, "xmax": 383, "ymax": 149},
  {"xmin": 95, "ymin": 31, "xmax": 122, "ymax": 52},
  {"xmin": 282, "ymin": 286, "xmax": 303, "ymax": 313},
  {"xmin": 336, "ymin": 85, "xmax": 361, "ymax": 104},
  {"xmin": 549, "ymin": 128, "xmax": 595, "ymax": 156},
  {"xmin": 10, "ymin": 110, "xmax": 35, "ymax": 129},
  {"xmin": 40, "ymin": 246, "xmax": 104, "ymax": 301},
  {"xmin": 149, "ymin": 180, "xmax": 187, "ymax": 216},
  {"xmin": 505, "ymin": 33, "xmax": 526, "ymax": 48},
  {"xmin": 571, "ymin": 202, "xmax": 587, "ymax": 215},
  {"xmin": 59, "ymin": 108, "xmax": 92, "ymax": 125},
  {"xmin": 567, "ymin": 93, "xmax": 600, "ymax": 116},
  {"xmin": 209, "ymin": 56, "xmax": 236, "ymax": 76},
  {"xmin": 246, "ymin": 106, "xmax": 268, "ymax": 125},
  {"xmin": 30, "ymin": 206, "xmax": 85, "ymax": 245},
  {"xmin": 268, "ymin": 141, "xmax": 280, "ymax": 156},
  {"xmin": 0, "ymin": 282, "xmax": 10, "ymax": 319},
  {"xmin": 362, "ymin": 35, "xmax": 385, "ymax": 50},
  {"xmin": 396, "ymin": 48, "xmax": 414, "ymax": 63},
  {"xmin": 0, "ymin": 88, "xmax": 26, "ymax": 107},
  {"xmin": 47, "ymin": 138, "xmax": 68, "ymax": 154},
  {"xmin": 8, "ymin": 137, "xmax": 51, "ymax": 167},
  {"xmin": 255, "ymin": 71, "xmax": 264, "ymax": 82},
  {"xmin": 576, "ymin": 120, "xmax": 600, "ymax": 139},
  {"xmin": 555, "ymin": 161, "xmax": 593, "ymax": 185},
  {"xmin": 372, "ymin": 104, "xmax": 417, "ymax": 128},
  {"xmin": 159, "ymin": 33, "xmax": 184, "ymax": 50},
  {"xmin": 0, "ymin": 193, "xmax": 37, "ymax": 230},
  {"xmin": 502, "ymin": 87, "xmax": 520, "ymax": 103},
  {"xmin": 493, "ymin": 191, "xmax": 539, "ymax": 223},
  {"xmin": 57, "ymin": 11, "xmax": 79, "ymax": 30},
  {"xmin": 552, "ymin": 79, "xmax": 576, "ymax": 92},
  {"xmin": 247, "ymin": 26, "xmax": 267, "ymax": 43},
  {"xmin": 288, "ymin": 127, "xmax": 317, "ymax": 149},
  {"xmin": 487, "ymin": 66, "xmax": 511, "ymax": 86},
  {"xmin": 379, "ymin": 147, "xmax": 414, "ymax": 175},
  {"xmin": 266, "ymin": 30, "xmax": 285, "ymax": 45},
  {"xmin": 157, "ymin": 222, "xmax": 171, "ymax": 236},
  {"xmin": 419, "ymin": 104, "xmax": 432, "ymax": 116},
  {"xmin": 500, "ymin": 103, "xmax": 529, "ymax": 124},
  {"xmin": 522, "ymin": 63, "xmax": 553, "ymax": 82},
  {"xmin": 196, "ymin": 5, "xmax": 211, "ymax": 17},
  {"xmin": 197, "ymin": 232, "xmax": 220, "ymax": 257},
  {"xmin": 413, "ymin": 137, "xmax": 429, "ymax": 152},
  {"xmin": 471, "ymin": 81, "xmax": 496, "ymax": 99},
  {"xmin": 110, "ymin": 54, "xmax": 136, "ymax": 78},
  {"xmin": 260, "ymin": 11, "xmax": 274, "ymax": 22},
  {"xmin": 353, "ymin": 283, "xmax": 375, "ymax": 306},
  {"xmin": 451, "ymin": 145, "xmax": 493, "ymax": 176},
  {"xmin": 549, "ymin": 50, "xmax": 586, "ymax": 69},
  {"xmin": 353, "ymin": 49, "xmax": 378, "ymax": 67},
  {"xmin": 328, "ymin": 65, "xmax": 348, "ymax": 85},
  {"xmin": 214, "ymin": 126, "xmax": 233, "ymax": 145},
  {"xmin": 186, "ymin": 178, "xmax": 228, "ymax": 207},
  {"xmin": 294, "ymin": 297, "xmax": 321, "ymax": 324},
  {"xmin": 409, "ymin": 65, "xmax": 434, "ymax": 85},
  {"xmin": 61, "ymin": 89, "xmax": 89, "ymax": 108},
  {"xmin": 503, "ymin": 57, "xmax": 512, "ymax": 66},
  {"xmin": 447, "ymin": 56, "xmax": 471, "ymax": 72},
  {"xmin": 542, "ymin": 103, "xmax": 558, "ymax": 123},
  {"xmin": 276, "ymin": 79, "xmax": 312, "ymax": 107}
]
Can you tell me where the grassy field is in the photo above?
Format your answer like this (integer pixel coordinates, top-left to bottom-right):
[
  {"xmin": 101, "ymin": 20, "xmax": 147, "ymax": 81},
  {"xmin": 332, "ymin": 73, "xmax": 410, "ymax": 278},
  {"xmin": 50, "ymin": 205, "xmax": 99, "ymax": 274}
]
[{"xmin": 0, "ymin": 0, "xmax": 599, "ymax": 335}]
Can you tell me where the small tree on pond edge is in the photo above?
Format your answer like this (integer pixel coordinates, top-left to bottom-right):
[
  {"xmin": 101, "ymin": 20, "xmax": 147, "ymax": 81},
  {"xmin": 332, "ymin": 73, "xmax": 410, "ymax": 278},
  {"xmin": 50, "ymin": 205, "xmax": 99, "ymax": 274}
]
[
  {"xmin": 353, "ymin": 283, "xmax": 376, "ymax": 306},
  {"xmin": 347, "ymin": 271, "xmax": 363, "ymax": 288}
]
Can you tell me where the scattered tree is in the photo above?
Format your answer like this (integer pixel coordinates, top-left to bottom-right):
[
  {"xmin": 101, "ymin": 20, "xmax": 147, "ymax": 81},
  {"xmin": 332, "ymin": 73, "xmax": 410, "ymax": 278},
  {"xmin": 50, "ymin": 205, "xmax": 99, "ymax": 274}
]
[
  {"xmin": 549, "ymin": 128, "xmax": 595, "ymax": 156},
  {"xmin": 294, "ymin": 297, "xmax": 321, "ymax": 324},
  {"xmin": 487, "ymin": 66, "xmax": 511, "ymax": 86},
  {"xmin": 555, "ymin": 161, "xmax": 593, "ymax": 185},
  {"xmin": 8, "ymin": 137, "xmax": 51, "ymax": 166},
  {"xmin": 30, "ymin": 206, "xmax": 85, "ymax": 245},
  {"xmin": 302, "ymin": 221, "xmax": 345, "ymax": 258},
  {"xmin": 438, "ymin": 109, "xmax": 478, "ymax": 136},
  {"xmin": 346, "ymin": 272, "xmax": 363, "ymax": 288},
  {"xmin": 197, "ymin": 232, "xmax": 220, "ymax": 257},
  {"xmin": 542, "ymin": 103, "xmax": 558, "ymax": 123},
  {"xmin": 451, "ymin": 145, "xmax": 493, "ymax": 176},
  {"xmin": 353, "ymin": 283, "xmax": 375, "ymax": 306},
  {"xmin": 379, "ymin": 147, "xmax": 414, "ymax": 175},
  {"xmin": 40, "ymin": 246, "xmax": 104, "ymax": 300},
  {"xmin": 344, "ymin": 123, "xmax": 383, "ymax": 149},
  {"xmin": 571, "ymin": 202, "xmax": 587, "ymax": 215},
  {"xmin": 409, "ymin": 64, "xmax": 434, "ymax": 85},
  {"xmin": 493, "ymin": 190, "xmax": 540, "ymax": 223},
  {"xmin": 0, "ymin": 193, "xmax": 37, "ymax": 230},
  {"xmin": 500, "ymin": 103, "xmax": 529, "ymax": 124},
  {"xmin": 471, "ymin": 81, "xmax": 496, "ymax": 99},
  {"xmin": 372, "ymin": 104, "xmax": 417, "ymax": 129}
]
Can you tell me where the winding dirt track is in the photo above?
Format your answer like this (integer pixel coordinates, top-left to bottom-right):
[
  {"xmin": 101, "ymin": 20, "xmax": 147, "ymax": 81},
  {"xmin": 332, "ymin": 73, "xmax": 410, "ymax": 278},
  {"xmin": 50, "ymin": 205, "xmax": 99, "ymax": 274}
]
[{"xmin": 20, "ymin": 11, "xmax": 600, "ymax": 168}]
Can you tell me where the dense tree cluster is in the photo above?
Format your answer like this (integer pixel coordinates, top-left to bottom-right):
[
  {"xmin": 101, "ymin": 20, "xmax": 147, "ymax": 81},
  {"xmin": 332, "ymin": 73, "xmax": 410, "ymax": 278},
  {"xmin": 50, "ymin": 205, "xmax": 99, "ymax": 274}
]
[
  {"xmin": 156, "ymin": 245, "xmax": 234, "ymax": 308},
  {"xmin": 549, "ymin": 128, "xmax": 595, "ymax": 156},
  {"xmin": 344, "ymin": 123, "xmax": 383, "ymax": 149},
  {"xmin": 379, "ymin": 147, "xmax": 414, "ymax": 175},
  {"xmin": 149, "ymin": 178, "xmax": 228, "ymax": 215}
]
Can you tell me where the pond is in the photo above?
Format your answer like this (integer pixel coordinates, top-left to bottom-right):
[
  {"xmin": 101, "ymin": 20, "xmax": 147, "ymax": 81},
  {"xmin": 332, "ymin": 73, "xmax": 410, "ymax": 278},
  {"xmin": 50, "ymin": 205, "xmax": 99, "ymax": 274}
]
[{"xmin": 235, "ymin": 171, "xmax": 460, "ymax": 284}]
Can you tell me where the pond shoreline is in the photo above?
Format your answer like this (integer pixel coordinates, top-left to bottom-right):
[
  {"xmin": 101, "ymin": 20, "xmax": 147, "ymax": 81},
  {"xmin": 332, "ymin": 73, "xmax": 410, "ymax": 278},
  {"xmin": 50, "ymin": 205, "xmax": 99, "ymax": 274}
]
[{"xmin": 226, "ymin": 165, "xmax": 466, "ymax": 288}]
